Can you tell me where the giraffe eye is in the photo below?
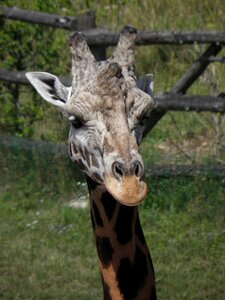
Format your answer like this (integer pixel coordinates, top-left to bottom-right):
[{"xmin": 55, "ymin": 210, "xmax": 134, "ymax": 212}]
[{"xmin": 71, "ymin": 118, "xmax": 83, "ymax": 129}]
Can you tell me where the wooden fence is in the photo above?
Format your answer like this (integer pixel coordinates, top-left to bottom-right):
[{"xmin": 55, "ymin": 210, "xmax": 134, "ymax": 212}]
[
  {"xmin": 1, "ymin": 7, "xmax": 225, "ymax": 118},
  {"xmin": 1, "ymin": 6, "xmax": 225, "ymax": 177}
]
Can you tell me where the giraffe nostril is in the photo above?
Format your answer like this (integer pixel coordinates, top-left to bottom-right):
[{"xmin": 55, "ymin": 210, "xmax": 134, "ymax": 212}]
[
  {"xmin": 112, "ymin": 161, "xmax": 144, "ymax": 179},
  {"xmin": 112, "ymin": 162, "xmax": 125, "ymax": 179},
  {"xmin": 132, "ymin": 161, "xmax": 144, "ymax": 178}
]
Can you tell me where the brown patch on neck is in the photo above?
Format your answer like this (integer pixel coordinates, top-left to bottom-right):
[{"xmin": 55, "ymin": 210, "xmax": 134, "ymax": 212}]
[{"xmin": 100, "ymin": 262, "xmax": 125, "ymax": 300}]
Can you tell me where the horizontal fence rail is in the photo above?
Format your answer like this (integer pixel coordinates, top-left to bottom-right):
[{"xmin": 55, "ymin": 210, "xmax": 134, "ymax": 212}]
[
  {"xmin": 1, "ymin": 69, "xmax": 224, "ymax": 113},
  {"xmin": 146, "ymin": 164, "xmax": 225, "ymax": 178},
  {"xmin": 0, "ymin": 69, "xmax": 71, "ymax": 86},
  {"xmin": 84, "ymin": 30, "xmax": 225, "ymax": 47},
  {"xmin": 1, "ymin": 6, "xmax": 225, "ymax": 46},
  {"xmin": 0, "ymin": 6, "xmax": 95, "ymax": 30},
  {"xmin": 1, "ymin": 134, "xmax": 224, "ymax": 178},
  {"xmin": 154, "ymin": 94, "xmax": 225, "ymax": 112}
]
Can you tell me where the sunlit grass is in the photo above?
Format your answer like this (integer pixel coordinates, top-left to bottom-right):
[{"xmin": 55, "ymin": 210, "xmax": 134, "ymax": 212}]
[
  {"xmin": 0, "ymin": 193, "xmax": 101, "ymax": 299},
  {"xmin": 0, "ymin": 176, "xmax": 224, "ymax": 299}
]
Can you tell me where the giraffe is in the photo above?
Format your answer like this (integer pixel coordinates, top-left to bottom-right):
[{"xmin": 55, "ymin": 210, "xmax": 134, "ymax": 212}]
[{"xmin": 26, "ymin": 26, "xmax": 156, "ymax": 300}]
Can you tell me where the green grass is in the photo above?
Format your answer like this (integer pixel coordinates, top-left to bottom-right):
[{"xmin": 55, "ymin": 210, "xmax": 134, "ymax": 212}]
[
  {"xmin": 145, "ymin": 210, "xmax": 225, "ymax": 299},
  {"xmin": 0, "ymin": 176, "xmax": 224, "ymax": 299},
  {"xmin": 0, "ymin": 192, "xmax": 101, "ymax": 299}
]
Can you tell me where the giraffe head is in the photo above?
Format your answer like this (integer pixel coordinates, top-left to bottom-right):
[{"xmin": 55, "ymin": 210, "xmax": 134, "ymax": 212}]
[{"xmin": 26, "ymin": 26, "xmax": 154, "ymax": 206}]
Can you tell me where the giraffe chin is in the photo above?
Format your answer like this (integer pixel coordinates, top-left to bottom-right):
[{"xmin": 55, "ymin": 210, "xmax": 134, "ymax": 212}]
[{"xmin": 104, "ymin": 175, "xmax": 148, "ymax": 206}]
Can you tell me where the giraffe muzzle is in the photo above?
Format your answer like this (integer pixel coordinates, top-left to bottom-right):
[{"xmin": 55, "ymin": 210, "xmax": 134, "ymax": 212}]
[{"xmin": 104, "ymin": 174, "xmax": 148, "ymax": 206}]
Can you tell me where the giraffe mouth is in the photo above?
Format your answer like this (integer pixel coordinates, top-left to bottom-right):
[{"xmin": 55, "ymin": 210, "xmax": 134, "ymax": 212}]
[{"xmin": 104, "ymin": 175, "xmax": 148, "ymax": 206}]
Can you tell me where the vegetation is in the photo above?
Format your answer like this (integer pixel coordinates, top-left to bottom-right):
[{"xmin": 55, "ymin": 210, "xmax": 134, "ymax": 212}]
[
  {"xmin": 1, "ymin": 173, "xmax": 224, "ymax": 299},
  {"xmin": 0, "ymin": 0, "xmax": 225, "ymax": 299}
]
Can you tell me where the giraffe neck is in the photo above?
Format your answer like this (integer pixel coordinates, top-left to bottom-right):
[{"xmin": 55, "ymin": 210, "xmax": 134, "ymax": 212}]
[{"xmin": 86, "ymin": 176, "xmax": 156, "ymax": 300}]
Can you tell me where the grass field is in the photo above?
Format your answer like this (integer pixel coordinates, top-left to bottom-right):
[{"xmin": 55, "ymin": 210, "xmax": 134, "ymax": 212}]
[{"xmin": 0, "ymin": 174, "xmax": 225, "ymax": 299}]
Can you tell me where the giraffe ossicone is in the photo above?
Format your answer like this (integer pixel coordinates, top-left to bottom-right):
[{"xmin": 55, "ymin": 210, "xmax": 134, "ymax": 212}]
[{"xmin": 26, "ymin": 25, "xmax": 154, "ymax": 206}]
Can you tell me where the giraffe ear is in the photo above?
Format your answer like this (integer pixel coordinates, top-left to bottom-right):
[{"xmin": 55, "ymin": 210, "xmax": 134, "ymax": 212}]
[
  {"xmin": 137, "ymin": 74, "xmax": 154, "ymax": 97},
  {"xmin": 25, "ymin": 72, "xmax": 71, "ymax": 107}
]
